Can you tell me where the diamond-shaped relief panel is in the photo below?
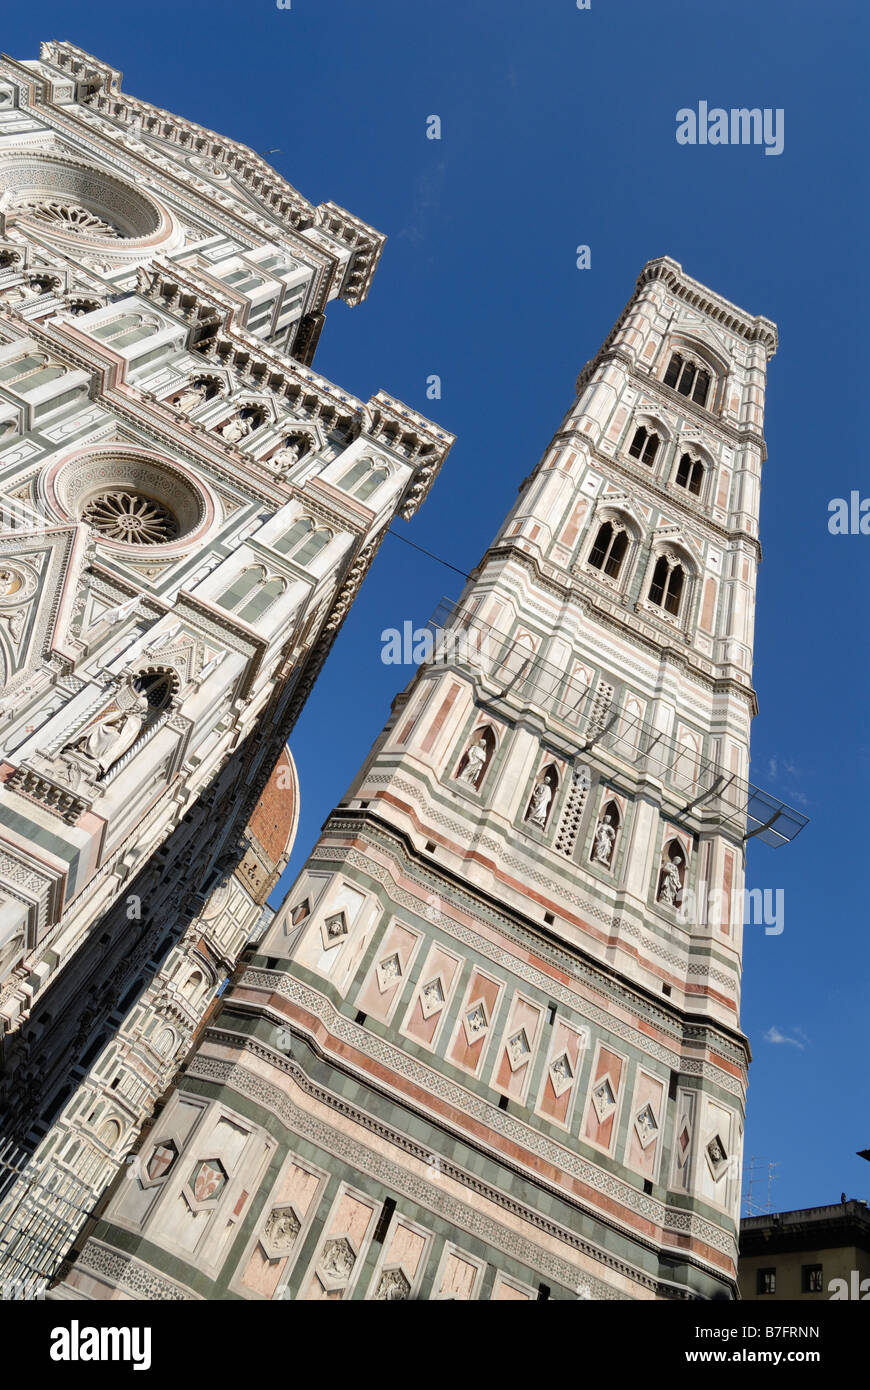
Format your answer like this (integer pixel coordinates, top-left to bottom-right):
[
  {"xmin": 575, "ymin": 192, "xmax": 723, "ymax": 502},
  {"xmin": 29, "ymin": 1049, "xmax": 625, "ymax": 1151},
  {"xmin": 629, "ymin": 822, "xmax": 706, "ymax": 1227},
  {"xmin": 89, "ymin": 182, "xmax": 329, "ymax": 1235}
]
[
  {"xmin": 634, "ymin": 1103, "xmax": 659, "ymax": 1149},
  {"xmin": 318, "ymin": 1236, "xmax": 356, "ymax": 1291},
  {"xmin": 676, "ymin": 1118, "xmax": 692, "ymax": 1167},
  {"xmin": 591, "ymin": 1077, "xmax": 617, "ymax": 1123},
  {"xmin": 419, "ymin": 976, "xmax": 445, "ymax": 1019},
  {"xmin": 262, "ymin": 1204, "xmax": 301, "ymax": 1256},
  {"xmin": 705, "ymin": 1134, "xmax": 729, "ymax": 1181},
  {"xmin": 375, "ymin": 1267, "xmax": 411, "ymax": 1301},
  {"xmin": 549, "ymin": 1052, "xmax": 574, "ymax": 1098},
  {"xmin": 506, "ymin": 1028, "xmax": 531, "ymax": 1071},
  {"xmin": 375, "ymin": 952, "xmax": 402, "ymax": 994},
  {"xmin": 321, "ymin": 911, "xmax": 348, "ymax": 950},
  {"xmin": 462, "ymin": 1000, "xmax": 489, "ymax": 1045}
]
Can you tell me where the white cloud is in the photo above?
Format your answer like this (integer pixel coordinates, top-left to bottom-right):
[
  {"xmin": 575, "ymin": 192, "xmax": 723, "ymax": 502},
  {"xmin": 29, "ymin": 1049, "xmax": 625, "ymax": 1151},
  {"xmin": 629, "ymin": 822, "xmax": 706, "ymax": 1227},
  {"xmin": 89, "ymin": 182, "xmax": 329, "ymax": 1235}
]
[{"xmin": 764, "ymin": 1025, "xmax": 807, "ymax": 1049}]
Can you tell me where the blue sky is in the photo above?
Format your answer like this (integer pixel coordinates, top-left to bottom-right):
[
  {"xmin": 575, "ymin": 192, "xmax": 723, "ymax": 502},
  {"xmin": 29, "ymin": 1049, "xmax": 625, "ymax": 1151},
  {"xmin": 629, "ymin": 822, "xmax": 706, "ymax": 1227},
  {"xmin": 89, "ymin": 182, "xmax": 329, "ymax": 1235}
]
[{"xmin": 7, "ymin": 0, "xmax": 867, "ymax": 1215}]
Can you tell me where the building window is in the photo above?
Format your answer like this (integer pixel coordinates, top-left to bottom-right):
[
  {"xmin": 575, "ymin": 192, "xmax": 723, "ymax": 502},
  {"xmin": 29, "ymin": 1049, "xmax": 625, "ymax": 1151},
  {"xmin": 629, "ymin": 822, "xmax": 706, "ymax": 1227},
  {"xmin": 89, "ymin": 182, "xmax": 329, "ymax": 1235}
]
[
  {"xmin": 628, "ymin": 425, "xmax": 660, "ymax": 465},
  {"xmin": 675, "ymin": 452, "xmax": 704, "ymax": 496},
  {"xmin": 757, "ymin": 1268, "xmax": 776, "ymax": 1295},
  {"xmin": 663, "ymin": 352, "xmax": 712, "ymax": 408},
  {"xmin": 802, "ymin": 1264, "xmax": 824, "ymax": 1293},
  {"xmin": 588, "ymin": 521, "xmax": 629, "ymax": 579},
  {"xmin": 274, "ymin": 517, "xmax": 332, "ymax": 566},
  {"xmin": 648, "ymin": 555, "xmax": 685, "ymax": 616}
]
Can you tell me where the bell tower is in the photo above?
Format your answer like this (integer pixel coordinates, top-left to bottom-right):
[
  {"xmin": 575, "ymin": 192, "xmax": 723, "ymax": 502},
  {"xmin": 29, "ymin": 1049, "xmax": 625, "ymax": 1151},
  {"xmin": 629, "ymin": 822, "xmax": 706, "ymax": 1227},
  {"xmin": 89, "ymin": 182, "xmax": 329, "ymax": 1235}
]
[{"xmin": 53, "ymin": 259, "xmax": 806, "ymax": 1302}]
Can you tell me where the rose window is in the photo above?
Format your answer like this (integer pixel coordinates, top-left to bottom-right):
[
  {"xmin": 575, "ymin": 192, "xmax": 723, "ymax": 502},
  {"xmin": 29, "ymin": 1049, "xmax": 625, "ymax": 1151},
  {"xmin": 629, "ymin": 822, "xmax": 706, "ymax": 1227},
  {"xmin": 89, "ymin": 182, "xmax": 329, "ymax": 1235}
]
[
  {"xmin": 81, "ymin": 490, "xmax": 179, "ymax": 544},
  {"xmin": 16, "ymin": 199, "xmax": 123, "ymax": 238}
]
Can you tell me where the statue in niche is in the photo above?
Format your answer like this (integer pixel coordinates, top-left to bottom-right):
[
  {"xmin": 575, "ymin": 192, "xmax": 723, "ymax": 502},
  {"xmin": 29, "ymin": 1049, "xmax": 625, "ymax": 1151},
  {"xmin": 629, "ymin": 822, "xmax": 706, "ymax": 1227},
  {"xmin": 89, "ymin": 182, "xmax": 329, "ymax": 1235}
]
[
  {"xmin": 658, "ymin": 854, "xmax": 683, "ymax": 906},
  {"xmin": 269, "ymin": 435, "xmax": 308, "ymax": 471},
  {"xmin": 172, "ymin": 379, "xmax": 211, "ymax": 412},
  {"xmin": 526, "ymin": 779, "xmax": 552, "ymax": 828},
  {"xmin": 592, "ymin": 813, "xmax": 616, "ymax": 866},
  {"xmin": 62, "ymin": 680, "xmax": 149, "ymax": 777},
  {"xmin": 457, "ymin": 733, "xmax": 488, "ymax": 787},
  {"xmin": 220, "ymin": 412, "xmax": 255, "ymax": 445}
]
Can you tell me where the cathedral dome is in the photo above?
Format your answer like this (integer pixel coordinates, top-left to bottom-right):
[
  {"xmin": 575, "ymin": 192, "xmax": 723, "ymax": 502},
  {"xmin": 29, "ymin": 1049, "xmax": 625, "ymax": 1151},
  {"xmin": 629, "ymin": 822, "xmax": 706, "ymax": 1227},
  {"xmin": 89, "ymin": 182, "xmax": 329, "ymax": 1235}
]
[{"xmin": 235, "ymin": 746, "xmax": 300, "ymax": 904}]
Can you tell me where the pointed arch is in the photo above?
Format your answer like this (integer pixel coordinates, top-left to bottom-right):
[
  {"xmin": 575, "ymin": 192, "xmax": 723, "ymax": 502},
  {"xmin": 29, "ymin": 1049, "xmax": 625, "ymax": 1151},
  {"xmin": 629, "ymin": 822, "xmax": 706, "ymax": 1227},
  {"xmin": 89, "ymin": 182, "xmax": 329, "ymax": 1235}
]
[
  {"xmin": 590, "ymin": 799, "xmax": 621, "ymax": 868},
  {"xmin": 455, "ymin": 724, "xmax": 497, "ymax": 789},
  {"xmin": 657, "ymin": 839, "xmax": 687, "ymax": 907},
  {"xmin": 525, "ymin": 762, "xmax": 559, "ymax": 830}
]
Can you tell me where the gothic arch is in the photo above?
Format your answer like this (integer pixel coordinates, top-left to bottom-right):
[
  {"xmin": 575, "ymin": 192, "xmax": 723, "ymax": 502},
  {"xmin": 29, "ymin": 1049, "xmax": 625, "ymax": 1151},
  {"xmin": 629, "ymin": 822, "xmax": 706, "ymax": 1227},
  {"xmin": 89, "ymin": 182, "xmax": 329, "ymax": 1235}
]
[
  {"xmin": 590, "ymin": 798, "xmax": 621, "ymax": 868},
  {"xmin": 339, "ymin": 455, "xmax": 393, "ymax": 502},
  {"xmin": 525, "ymin": 762, "xmax": 559, "ymax": 830},
  {"xmin": 660, "ymin": 335, "xmax": 727, "ymax": 410},
  {"xmin": 454, "ymin": 723, "xmax": 497, "ymax": 789},
  {"xmin": 657, "ymin": 838, "xmax": 687, "ymax": 908}
]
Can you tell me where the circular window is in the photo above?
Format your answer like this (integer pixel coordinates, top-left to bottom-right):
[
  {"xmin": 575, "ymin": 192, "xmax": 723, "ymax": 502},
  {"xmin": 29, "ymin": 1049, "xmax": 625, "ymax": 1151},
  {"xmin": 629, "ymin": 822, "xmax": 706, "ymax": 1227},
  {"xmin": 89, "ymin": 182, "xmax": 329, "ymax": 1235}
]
[
  {"xmin": 47, "ymin": 450, "xmax": 210, "ymax": 550},
  {"xmin": 82, "ymin": 490, "xmax": 178, "ymax": 544},
  {"xmin": 0, "ymin": 154, "xmax": 165, "ymax": 246}
]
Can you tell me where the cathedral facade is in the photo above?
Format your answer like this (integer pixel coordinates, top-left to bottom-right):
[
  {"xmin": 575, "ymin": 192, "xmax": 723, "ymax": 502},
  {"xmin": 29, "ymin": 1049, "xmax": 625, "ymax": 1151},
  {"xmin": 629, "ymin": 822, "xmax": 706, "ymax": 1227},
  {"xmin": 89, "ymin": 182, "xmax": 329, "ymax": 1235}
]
[
  {"xmin": 0, "ymin": 40, "xmax": 452, "ymax": 1292},
  {"xmin": 49, "ymin": 256, "xmax": 804, "ymax": 1301}
]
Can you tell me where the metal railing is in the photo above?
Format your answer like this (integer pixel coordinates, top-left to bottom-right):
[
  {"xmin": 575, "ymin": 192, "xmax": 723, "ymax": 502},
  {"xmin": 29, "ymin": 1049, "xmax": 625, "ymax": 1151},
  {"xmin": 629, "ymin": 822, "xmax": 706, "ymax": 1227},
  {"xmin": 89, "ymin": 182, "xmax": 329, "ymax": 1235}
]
[{"xmin": 424, "ymin": 598, "xmax": 808, "ymax": 848}]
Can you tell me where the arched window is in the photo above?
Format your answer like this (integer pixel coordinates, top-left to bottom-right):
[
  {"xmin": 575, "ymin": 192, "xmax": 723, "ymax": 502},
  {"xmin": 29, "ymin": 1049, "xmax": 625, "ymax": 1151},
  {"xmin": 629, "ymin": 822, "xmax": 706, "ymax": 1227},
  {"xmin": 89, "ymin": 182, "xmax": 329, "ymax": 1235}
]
[
  {"xmin": 181, "ymin": 969, "xmax": 205, "ymax": 1002},
  {"xmin": 663, "ymin": 352, "xmax": 712, "ymax": 407},
  {"xmin": 657, "ymin": 840, "xmax": 686, "ymax": 907},
  {"xmin": 18, "ymin": 365, "xmax": 67, "ymax": 392},
  {"xmin": 216, "ymin": 565, "xmax": 265, "ymax": 611},
  {"xmin": 648, "ymin": 555, "xmax": 685, "ymax": 616},
  {"xmin": 292, "ymin": 529, "xmax": 331, "ymax": 566},
  {"xmin": 628, "ymin": 426, "xmax": 660, "ymax": 465},
  {"xmin": 675, "ymin": 452, "xmax": 704, "ymax": 496},
  {"xmin": 588, "ymin": 521, "xmax": 629, "ymax": 579},
  {"xmin": 274, "ymin": 517, "xmax": 331, "ymax": 565},
  {"xmin": 236, "ymin": 575, "xmax": 286, "ymax": 623},
  {"xmin": 97, "ymin": 1118, "xmax": 122, "ymax": 1148},
  {"xmin": 0, "ymin": 354, "xmax": 48, "ymax": 383},
  {"xmin": 590, "ymin": 800, "xmax": 620, "ymax": 868},
  {"xmin": 274, "ymin": 517, "xmax": 313, "ymax": 555},
  {"xmin": 340, "ymin": 457, "xmax": 389, "ymax": 501},
  {"xmin": 154, "ymin": 1027, "xmax": 176, "ymax": 1058},
  {"xmin": 455, "ymin": 725, "xmax": 496, "ymax": 789},
  {"xmin": 92, "ymin": 314, "xmax": 150, "ymax": 343}
]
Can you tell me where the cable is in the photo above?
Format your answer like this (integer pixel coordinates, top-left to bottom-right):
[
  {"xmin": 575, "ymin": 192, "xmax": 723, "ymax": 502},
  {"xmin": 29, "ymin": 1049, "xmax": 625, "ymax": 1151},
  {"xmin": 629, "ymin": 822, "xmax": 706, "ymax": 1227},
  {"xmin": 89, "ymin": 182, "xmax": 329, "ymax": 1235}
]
[{"xmin": 385, "ymin": 527, "xmax": 471, "ymax": 580}]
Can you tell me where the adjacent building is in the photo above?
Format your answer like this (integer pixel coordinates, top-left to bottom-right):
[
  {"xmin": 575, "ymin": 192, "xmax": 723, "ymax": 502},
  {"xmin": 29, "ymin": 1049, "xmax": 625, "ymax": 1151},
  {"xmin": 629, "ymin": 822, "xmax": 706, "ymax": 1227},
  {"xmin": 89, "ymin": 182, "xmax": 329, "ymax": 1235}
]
[
  {"xmin": 0, "ymin": 39, "xmax": 452, "ymax": 1294},
  {"xmin": 739, "ymin": 1201, "xmax": 870, "ymax": 1301}
]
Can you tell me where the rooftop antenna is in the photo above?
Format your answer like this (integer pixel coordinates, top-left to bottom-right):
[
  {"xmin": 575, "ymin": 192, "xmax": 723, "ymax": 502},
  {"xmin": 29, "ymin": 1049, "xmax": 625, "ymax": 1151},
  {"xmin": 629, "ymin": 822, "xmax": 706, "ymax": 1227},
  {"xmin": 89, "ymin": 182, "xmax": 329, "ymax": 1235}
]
[{"xmin": 743, "ymin": 1156, "xmax": 779, "ymax": 1217}]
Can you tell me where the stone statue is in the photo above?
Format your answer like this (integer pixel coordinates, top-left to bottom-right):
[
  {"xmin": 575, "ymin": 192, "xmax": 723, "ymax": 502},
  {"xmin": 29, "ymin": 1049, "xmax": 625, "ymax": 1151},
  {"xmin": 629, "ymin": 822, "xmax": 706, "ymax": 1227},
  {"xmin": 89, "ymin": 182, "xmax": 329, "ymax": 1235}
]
[
  {"xmin": 269, "ymin": 436, "xmax": 307, "ymax": 471},
  {"xmin": 527, "ymin": 779, "xmax": 552, "ymax": 828},
  {"xmin": 592, "ymin": 813, "xmax": 616, "ymax": 865},
  {"xmin": 457, "ymin": 734, "xmax": 488, "ymax": 787},
  {"xmin": 173, "ymin": 379, "xmax": 210, "ymax": 412},
  {"xmin": 658, "ymin": 855, "xmax": 683, "ymax": 906},
  {"xmin": 220, "ymin": 413, "xmax": 254, "ymax": 445},
  {"xmin": 63, "ymin": 681, "xmax": 148, "ymax": 776}
]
